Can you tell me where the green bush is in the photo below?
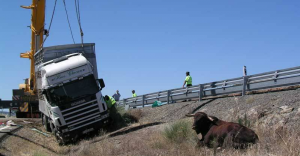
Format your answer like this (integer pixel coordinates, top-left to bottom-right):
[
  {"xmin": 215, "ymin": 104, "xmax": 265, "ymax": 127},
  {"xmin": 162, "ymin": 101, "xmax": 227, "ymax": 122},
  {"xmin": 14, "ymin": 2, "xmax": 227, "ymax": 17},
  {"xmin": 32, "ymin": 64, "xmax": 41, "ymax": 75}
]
[
  {"xmin": 116, "ymin": 106, "xmax": 126, "ymax": 116},
  {"xmin": 108, "ymin": 106, "xmax": 142, "ymax": 130},
  {"xmin": 33, "ymin": 151, "xmax": 48, "ymax": 156},
  {"xmin": 238, "ymin": 114, "xmax": 251, "ymax": 128},
  {"xmin": 162, "ymin": 120, "xmax": 195, "ymax": 144}
]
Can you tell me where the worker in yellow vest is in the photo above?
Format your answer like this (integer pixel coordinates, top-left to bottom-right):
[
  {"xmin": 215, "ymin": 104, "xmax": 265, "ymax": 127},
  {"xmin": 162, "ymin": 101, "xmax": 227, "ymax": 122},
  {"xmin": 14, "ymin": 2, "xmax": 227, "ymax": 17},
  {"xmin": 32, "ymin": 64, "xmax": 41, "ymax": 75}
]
[
  {"xmin": 183, "ymin": 71, "xmax": 192, "ymax": 102},
  {"xmin": 183, "ymin": 71, "xmax": 192, "ymax": 88},
  {"xmin": 132, "ymin": 90, "xmax": 137, "ymax": 108},
  {"xmin": 132, "ymin": 90, "xmax": 137, "ymax": 97},
  {"xmin": 104, "ymin": 95, "xmax": 121, "ymax": 126},
  {"xmin": 104, "ymin": 95, "xmax": 116, "ymax": 109}
]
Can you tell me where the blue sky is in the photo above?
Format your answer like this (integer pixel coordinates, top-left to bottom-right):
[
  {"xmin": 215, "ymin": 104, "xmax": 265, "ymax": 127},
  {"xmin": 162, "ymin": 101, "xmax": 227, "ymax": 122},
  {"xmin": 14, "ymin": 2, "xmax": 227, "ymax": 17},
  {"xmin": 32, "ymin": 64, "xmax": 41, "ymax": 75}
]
[{"xmin": 0, "ymin": 0, "xmax": 300, "ymax": 100}]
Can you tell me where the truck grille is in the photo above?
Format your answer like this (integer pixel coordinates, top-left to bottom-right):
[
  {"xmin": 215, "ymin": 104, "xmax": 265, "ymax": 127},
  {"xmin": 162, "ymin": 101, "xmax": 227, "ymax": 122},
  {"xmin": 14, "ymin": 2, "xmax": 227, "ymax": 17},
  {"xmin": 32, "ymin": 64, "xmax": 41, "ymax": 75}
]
[{"xmin": 60, "ymin": 99, "xmax": 107, "ymax": 131}]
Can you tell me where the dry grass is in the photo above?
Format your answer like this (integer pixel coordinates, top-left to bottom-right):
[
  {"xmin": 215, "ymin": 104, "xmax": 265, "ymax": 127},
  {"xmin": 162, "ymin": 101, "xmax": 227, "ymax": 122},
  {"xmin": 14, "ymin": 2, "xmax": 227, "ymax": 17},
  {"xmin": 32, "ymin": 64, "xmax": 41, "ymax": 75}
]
[
  {"xmin": 149, "ymin": 122, "xmax": 300, "ymax": 156},
  {"xmin": 68, "ymin": 107, "xmax": 300, "ymax": 156},
  {"xmin": 246, "ymin": 97, "xmax": 255, "ymax": 104},
  {"xmin": 2, "ymin": 93, "xmax": 300, "ymax": 156},
  {"xmin": 123, "ymin": 109, "xmax": 143, "ymax": 123},
  {"xmin": 3, "ymin": 117, "xmax": 300, "ymax": 156},
  {"xmin": 33, "ymin": 151, "xmax": 49, "ymax": 156},
  {"xmin": 70, "ymin": 117, "xmax": 297, "ymax": 156}
]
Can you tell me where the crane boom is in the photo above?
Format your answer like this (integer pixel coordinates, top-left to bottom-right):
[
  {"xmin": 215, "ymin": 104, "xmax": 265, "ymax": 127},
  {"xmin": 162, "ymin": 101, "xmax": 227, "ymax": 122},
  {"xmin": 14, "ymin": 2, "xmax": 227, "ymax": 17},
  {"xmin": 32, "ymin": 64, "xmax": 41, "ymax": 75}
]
[{"xmin": 20, "ymin": 0, "xmax": 45, "ymax": 95}]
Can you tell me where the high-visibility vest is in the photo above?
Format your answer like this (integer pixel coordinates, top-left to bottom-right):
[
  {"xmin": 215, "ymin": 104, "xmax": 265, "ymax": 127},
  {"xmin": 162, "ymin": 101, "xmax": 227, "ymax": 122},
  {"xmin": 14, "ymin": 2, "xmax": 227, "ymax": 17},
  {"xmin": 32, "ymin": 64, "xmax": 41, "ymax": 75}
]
[
  {"xmin": 132, "ymin": 93, "xmax": 137, "ymax": 97},
  {"xmin": 105, "ymin": 96, "xmax": 116, "ymax": 108},
  {"xmin": 185, "ymin": 75, "xmax": 192, "ymax": 85}
]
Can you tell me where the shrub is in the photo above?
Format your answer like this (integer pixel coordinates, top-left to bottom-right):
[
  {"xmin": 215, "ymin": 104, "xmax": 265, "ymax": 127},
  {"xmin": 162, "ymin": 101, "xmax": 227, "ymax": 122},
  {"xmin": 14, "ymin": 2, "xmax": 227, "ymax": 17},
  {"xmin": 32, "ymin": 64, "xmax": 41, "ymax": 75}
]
[
  {"xmin": 162, "ymin": 120, "xmax": 195, "ymax": 144},
  {"xmin": 107, "ymin": 106, "xmax": 143, "ymax": 131},
  {"xmin": 246, "ymin": 97, "xmax": 255, "ymax": 104},
  {"xmin": 116, "ymin": 106, "xmax": 126, "ymax": 115},
  {"xmin": 238, "ymin": 114, "xmax": 251, "ymax": 128},
  {"xmin": 123, "ymin": 109, "xmax": 143, "ymax": 123},
  {"xmin": 33, "ymin": 151, "xmax": 48, "ymax": 156}
]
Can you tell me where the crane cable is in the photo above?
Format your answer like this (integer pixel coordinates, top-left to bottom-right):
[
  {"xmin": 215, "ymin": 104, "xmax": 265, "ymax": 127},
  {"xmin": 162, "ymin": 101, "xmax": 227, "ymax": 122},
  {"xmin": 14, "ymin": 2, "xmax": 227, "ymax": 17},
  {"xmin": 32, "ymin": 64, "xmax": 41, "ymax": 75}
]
[
  {"xmin": 75, "ymin": 0, "xmax": 84, "ymax": 48},
  {"xmin": 42, "ymin": 0, "xmax": 58, "ymax": 47},
  {"xmin": 42, "ymin": 0, "xmax": 84, "ymax": 46},
  {"xmin": 62, "ymin": 0, "xmax": 76, "ymax": 44}
]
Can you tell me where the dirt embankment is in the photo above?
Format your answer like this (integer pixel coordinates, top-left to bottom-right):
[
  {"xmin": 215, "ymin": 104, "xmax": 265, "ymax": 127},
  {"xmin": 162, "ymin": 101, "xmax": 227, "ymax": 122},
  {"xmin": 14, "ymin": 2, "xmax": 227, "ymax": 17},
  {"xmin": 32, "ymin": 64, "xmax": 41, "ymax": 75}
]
[{"xmin": 1, "ymin": 88, "xmax": 300, "ymax": 156}]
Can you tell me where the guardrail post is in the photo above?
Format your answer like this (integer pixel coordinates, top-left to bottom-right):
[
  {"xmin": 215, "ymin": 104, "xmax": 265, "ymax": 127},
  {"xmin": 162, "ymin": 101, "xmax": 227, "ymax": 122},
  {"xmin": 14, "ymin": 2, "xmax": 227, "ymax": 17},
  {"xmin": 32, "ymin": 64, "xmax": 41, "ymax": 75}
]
[
  {"xmin": 123, "ymin": 99, "xmax": 129, "ymax": 110},
  {"xmin": 167, "ymin": 90, "xmax": 171, "ymax": 104},
  {"xmin": 242, "ymin": 76, "xmax": 248, "ymax": 96},
  {"xmin": 142, "ymin": 95, "xmax": 145, "ymax": 107},
  {"xmin": 273, "ymin": 71, "xmax": 278, "ymax": 82},
  {"xmin": 133, "ymin": 98, "xmax": 137, "ymax": 109},
  {"xmin": 243, "ymin": 66, "xmax": 247, "ymax": 76},
  {"xmin": 211, "ymin": 82, "xmax": 216, "ymax": 96},
  {"xmin": 199, "ymin": 84, "xmax": 204, "ymax": 101}
]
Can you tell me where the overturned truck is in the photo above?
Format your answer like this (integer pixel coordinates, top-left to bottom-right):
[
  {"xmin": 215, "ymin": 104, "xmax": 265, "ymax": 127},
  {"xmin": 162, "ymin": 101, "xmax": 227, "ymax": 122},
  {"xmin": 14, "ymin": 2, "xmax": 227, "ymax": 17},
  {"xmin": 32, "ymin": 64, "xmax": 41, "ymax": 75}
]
[{"xmin": 35, "ymin": 43, "xmax": 109, "ymax": 144}]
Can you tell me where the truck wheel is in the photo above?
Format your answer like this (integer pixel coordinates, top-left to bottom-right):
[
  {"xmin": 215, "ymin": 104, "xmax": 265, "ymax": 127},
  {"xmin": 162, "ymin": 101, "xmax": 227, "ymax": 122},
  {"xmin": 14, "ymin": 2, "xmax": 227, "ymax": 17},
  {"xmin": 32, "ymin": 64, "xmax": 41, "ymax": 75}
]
[
  {"xmin": 50, "ymin": 123, "xmax": 55, "ymax": 134},
  {"xmin": 43, "ymin": 115, "xmax": 51, "ymax": 132},
  {"xmin": 42, "ymin": 114, "xmax": 45, "ymax": 125},
  {"xmin": 54, "ymin": 130, "xmax": 65, "ymax": 145}
]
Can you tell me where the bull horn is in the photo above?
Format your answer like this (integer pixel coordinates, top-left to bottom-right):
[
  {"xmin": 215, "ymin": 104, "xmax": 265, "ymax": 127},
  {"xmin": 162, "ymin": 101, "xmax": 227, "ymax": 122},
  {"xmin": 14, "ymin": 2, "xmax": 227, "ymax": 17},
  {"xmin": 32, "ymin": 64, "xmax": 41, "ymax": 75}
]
[
  {"xmin": 208, "ymin": 116, "xmax": 214, "ymax": 121},
  {"xmin": 185, "ymin": 113, "xmax": 195, "ymax": 117}
]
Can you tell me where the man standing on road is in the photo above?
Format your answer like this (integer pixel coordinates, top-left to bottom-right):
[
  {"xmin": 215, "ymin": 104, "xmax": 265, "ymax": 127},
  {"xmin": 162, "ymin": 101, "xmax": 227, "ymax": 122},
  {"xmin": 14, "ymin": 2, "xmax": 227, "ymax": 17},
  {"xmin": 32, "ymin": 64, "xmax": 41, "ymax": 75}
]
[
  {"xmin": 183, "ymin": 71, "xmax": 192, "ymax": 88},
  {"xmin": 112, "ymin": 90, "xmax": 121, "ymax": 101},
  {"xmin": 132, "ymin": 90, "xmax": 137, "ymax": 97}
]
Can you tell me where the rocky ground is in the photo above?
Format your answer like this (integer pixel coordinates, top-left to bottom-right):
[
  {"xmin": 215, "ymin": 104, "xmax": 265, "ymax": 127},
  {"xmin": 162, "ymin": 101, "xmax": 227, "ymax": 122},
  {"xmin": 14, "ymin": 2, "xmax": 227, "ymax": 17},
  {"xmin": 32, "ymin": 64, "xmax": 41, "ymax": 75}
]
[
  {"xmin": 142, "ymin": 88, "xmax": 300, "ymax": 128},
  {"xmin": 0, "ymin": 88, "xmax": 300, "ymax": 156}
]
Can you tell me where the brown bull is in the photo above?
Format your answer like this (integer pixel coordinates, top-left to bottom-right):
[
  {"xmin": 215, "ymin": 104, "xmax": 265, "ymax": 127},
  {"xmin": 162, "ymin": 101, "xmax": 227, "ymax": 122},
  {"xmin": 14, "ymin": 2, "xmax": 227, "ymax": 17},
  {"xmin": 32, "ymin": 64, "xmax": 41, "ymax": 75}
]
[{"xmin": 187, "ymin": 112, "xmax": 258, "ymax": 148}]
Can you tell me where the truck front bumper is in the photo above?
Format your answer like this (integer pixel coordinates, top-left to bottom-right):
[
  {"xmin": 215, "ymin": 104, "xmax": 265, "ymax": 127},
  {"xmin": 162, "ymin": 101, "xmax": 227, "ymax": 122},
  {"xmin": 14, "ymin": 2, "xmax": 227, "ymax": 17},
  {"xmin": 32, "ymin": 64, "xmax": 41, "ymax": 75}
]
[{"xmin": 56, "ymin": 111, "xmax": 109, "ymax": 142}]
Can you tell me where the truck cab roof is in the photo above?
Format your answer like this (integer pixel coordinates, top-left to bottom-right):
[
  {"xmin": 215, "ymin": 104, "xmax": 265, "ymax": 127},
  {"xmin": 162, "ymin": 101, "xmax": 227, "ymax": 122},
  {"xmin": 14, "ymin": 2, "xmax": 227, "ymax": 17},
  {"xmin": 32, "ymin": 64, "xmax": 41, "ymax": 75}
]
[{"xmin": 41, "ymin": 54, "xmax": 93, "ymax": 87}]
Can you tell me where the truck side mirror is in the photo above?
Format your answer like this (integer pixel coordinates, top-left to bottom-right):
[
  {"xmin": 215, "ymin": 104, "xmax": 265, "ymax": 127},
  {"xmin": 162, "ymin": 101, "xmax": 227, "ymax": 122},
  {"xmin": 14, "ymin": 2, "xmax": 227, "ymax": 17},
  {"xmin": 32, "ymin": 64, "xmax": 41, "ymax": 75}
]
[{"xmin": 98, "ymin": 79, "xmax": 105, "ymax": 89}]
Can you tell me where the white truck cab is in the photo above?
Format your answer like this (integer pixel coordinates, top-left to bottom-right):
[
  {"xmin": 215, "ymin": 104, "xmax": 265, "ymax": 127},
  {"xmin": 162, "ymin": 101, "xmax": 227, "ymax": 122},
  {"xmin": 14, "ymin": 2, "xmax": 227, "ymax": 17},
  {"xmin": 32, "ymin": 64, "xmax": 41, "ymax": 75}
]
[{"xmin": 35, "ymin": 43, "xmax": 109, "ymax": 143}]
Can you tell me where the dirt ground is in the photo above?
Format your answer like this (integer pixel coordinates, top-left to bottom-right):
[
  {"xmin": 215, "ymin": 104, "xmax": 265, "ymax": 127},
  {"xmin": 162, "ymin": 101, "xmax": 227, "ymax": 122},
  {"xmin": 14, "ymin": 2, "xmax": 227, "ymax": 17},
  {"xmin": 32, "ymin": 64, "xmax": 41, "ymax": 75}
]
[{"xmin": 1, "ymin": 88, "xmax": 300, "ymax": 156}]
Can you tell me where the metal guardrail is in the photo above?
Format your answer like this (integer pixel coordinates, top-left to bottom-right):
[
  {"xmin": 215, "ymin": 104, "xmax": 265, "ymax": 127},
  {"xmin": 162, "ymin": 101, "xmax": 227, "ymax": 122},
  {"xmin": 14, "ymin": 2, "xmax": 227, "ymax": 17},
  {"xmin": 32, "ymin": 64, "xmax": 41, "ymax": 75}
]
[
  {"xmin": 0, "ymin": 100, "xmax": 19, "ymax": 109},
  {"xmin": 119, "ymin": 66, "xmax": 300, "ymax": 109}
]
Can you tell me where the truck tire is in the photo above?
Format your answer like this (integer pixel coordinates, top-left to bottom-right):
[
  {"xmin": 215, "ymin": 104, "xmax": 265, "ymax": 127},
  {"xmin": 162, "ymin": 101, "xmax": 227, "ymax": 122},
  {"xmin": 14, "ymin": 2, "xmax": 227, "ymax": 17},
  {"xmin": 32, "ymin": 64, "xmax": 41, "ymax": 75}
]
[
  {"xmin": 54, "ymin": 130, "xmax": 66, "ymax": 145},
  {"xmin": 43, "ymin": 115, "xmax": 51, "ymax": 132},
  {"xmin": 50, "ymin": 122, "xmax": 55, "ymax": 134},
  {"xmin": 42, "ymin": 114, "xmax": 45, "ymax": 125}
]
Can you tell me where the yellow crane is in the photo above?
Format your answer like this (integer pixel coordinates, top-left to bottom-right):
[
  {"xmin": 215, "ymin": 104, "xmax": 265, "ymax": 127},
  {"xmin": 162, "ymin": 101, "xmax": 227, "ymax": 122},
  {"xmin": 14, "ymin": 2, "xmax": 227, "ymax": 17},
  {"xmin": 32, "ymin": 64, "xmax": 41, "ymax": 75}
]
[
  {"xmin": 14, "ymin": 0, "xmax": 82, "ymax": 118},
  {"xmin": 20, "ymin": 0, "xmax": 45, "ymax": 95},
  {"xmin": 10, "ymin": 0, "xmax": 46, "ymax": 118}
]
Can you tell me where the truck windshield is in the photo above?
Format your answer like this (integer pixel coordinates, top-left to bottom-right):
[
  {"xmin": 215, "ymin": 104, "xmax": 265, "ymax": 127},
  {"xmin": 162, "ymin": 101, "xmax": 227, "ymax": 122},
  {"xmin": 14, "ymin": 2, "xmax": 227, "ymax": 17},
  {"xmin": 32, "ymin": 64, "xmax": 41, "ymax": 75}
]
[{"xmin": 47, "ymin": 75, "xmax": 99, "ymax": 106}]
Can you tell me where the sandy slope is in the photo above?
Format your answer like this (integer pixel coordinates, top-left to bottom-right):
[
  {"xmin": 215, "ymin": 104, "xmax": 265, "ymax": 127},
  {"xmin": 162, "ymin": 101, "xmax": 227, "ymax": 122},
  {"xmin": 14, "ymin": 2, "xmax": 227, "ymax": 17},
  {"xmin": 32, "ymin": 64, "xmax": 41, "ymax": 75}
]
[{"xmin": 1, "ymin": 89, "xmax": 300, "ymax": 156}]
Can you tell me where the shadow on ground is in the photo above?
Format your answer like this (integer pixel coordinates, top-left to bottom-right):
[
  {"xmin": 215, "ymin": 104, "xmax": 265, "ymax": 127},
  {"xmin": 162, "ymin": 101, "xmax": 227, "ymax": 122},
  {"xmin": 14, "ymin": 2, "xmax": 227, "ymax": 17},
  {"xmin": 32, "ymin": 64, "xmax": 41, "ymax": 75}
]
[{"xmin": 189, "ymin": 99, "xmax": 215, "ymax": 114}]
